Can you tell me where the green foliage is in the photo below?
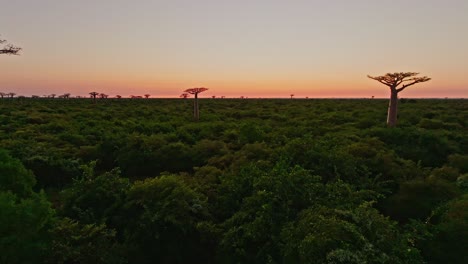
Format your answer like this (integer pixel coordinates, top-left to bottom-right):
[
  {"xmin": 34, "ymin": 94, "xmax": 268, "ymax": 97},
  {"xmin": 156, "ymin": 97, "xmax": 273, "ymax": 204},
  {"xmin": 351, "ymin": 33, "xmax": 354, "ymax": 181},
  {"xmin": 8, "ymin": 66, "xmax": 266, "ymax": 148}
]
[
  {"xmin": 0, "ymin": 98, "xmax": 466, "ymax": 263},
  {"xmin": 121, "ymin": 175, "xmax": 211, "ymax": 263},
  {"xmin": 47, "ymin": 218, "xmax": 125, "ymax": 264},
  {"xmin": 60, "ymin": 162, "xmax": 130, "ymax": 224},
  {"xmin": 0, "ymin": 191, "xmax": 54, "ymax": 263},
  {"xmin": 281, "ymin": 203, "xmax": 422, "ymax": 263},
  {"xmin": 0, "ymin": 149, "xmax": 36, "ymax": 197},
  {"xmin": 382, "ymin": 179, "xmax": 460, "ymax": 222}
]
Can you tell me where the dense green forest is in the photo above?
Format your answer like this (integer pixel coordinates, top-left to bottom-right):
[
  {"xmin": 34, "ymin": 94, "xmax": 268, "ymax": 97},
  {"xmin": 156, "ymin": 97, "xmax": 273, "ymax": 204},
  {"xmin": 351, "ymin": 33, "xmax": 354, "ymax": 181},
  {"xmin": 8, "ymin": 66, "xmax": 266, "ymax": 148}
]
[{"xmin": 1, "ymin": 98, "xmax": 467, "ymax": 263}]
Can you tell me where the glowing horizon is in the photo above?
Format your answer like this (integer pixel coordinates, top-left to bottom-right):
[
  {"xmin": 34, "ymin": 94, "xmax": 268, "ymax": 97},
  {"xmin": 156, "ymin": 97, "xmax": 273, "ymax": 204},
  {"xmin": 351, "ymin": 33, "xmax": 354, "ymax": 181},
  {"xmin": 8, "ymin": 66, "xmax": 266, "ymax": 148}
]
[{"xmin": 1, "ymin": 0, "xmax": 467, "ymax": 98}]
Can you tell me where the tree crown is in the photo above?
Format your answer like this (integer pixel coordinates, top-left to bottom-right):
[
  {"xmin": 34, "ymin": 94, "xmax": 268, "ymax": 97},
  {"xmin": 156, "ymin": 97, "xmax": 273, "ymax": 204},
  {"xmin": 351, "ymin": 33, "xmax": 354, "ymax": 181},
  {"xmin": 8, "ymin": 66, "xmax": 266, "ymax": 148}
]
[
  {"xmin": 184, "ymin": 87, "xmax": 209, "ymax": 95},
  {"xmin": 368, "ymin": 72, "xmax": 431, "ymax": 92},
  {"xmin": 0, "ymin": 36, "xmax": 21, "ymax": 55}
]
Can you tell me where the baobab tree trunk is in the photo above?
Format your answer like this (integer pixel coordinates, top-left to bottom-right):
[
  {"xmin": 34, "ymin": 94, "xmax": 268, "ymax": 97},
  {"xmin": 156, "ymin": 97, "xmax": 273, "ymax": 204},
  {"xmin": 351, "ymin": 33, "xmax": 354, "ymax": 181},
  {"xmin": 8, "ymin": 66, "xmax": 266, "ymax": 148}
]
[
  {"xmin": 194, "ymin": 93, "xmax": 199, "ymax": 120},
  {"xmin": 387, "ymin": 89, "xmax": 398, "ymax": 127}
]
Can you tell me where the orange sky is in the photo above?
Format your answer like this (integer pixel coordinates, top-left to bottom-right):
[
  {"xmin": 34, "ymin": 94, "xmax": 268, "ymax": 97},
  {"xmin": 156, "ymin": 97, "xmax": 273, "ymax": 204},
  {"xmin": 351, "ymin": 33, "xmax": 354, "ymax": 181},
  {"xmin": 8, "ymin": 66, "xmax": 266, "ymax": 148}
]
[{"xmin": 1, "ymin": 0, "xmax": 467, "ymax": 98}]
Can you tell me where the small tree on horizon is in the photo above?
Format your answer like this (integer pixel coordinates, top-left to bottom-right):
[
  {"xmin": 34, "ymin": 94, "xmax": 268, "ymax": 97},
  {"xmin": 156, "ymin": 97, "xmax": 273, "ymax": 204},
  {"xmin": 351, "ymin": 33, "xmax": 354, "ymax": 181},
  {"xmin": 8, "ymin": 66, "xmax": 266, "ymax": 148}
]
[
  {"xmin": 144, "ymin": 94, "xmax": 150, "ymax": 99},
  {"xmin": 180, "ymin": 93, "xmax": 189, "ymax": 99},
  {"xmin": 368, "ymin": 72, "xmax": 431, "ymax": 127},
  {"xmin": 184, "ymin": 87, "xmax": 208, "ymax": 121},
  {"xmin": 89, "ymin": 92, "xmax": 99, "ymax": 103}
]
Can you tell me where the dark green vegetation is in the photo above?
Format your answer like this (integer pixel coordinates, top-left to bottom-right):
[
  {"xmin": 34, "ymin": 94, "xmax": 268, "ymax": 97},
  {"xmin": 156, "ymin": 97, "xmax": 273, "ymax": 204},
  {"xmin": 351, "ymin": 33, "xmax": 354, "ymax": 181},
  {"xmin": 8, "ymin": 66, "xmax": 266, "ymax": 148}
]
[{"xmin": 1, "ymin": 98, "xmax": 467, "ymax": 263}]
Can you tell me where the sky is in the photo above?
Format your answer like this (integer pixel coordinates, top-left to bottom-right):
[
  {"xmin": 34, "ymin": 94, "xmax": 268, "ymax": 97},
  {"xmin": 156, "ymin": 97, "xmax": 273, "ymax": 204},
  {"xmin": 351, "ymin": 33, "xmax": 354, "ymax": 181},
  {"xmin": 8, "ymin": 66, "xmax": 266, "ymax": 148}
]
[{"xmin": 1, "ymin": 0, "xmax": 467, "ymax": 98}]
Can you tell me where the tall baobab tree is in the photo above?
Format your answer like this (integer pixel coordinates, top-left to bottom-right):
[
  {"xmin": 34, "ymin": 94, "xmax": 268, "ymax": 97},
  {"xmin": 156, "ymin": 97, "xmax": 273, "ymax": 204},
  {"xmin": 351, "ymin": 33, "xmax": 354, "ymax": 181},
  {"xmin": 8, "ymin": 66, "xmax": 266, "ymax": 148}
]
[
  {"xmin": 368, "ymin": 72, "xmax": 431, "ymax": 127},
  {"xmin": 89, "ymin": 92, "xmax": 99, "ymax": 103},
  {"xmin": 0, "ymin": 36, "xmax": 21, "ymax": 55},
  {"xmin": 144, "ymin": 94, "xmax": 150, "ymax": 99},
  {"xmin": 184, "ymin": 87, "xmax": 208, "ymax": 120},
  {"xmin": 290, "ymin": 94, "xmax": 294, "ymax": 99}
]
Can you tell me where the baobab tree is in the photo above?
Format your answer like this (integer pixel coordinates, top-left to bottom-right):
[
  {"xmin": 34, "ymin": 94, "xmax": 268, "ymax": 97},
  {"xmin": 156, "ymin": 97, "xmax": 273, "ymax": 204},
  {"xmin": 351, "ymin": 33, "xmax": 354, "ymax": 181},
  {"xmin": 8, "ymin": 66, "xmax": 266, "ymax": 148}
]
[
  {"xmin": 180, "ymin": 93, "xmax": 189, "ymax": 99},
  {"xmin": 368, "ymin": 72, "xmax": 431, "ymax": 127},
  {"xmin": 0, "ymin": 92, "xmax": 5, "ymax": 98},
  {"xmin": 290, "ymin": 94, "xmax": 294, "ymax": 99},
  {"xmin": 89, "ymin": 92, "xmax": 99, "ymax": 103},
  {"xmin": 184, "ymin": 87, "xmax": 208, "ymax": 120},
  {"xmin": 8, "ymin": 92, "xmax": 16, "ymax": 98},
  {"xmin": 0, "ymin": 36, "xmax": 21, "ymax": 55},
  {"xmin": 99, "ymin": 93, "xmax": 108, "ymax": 99},
  {"xmin": 144, "ymin": 94, "xmax": 150, "ymax": 99},
  {"xmin": 116, "ymin": 95, "xmax": 122, "ymax": 99}
]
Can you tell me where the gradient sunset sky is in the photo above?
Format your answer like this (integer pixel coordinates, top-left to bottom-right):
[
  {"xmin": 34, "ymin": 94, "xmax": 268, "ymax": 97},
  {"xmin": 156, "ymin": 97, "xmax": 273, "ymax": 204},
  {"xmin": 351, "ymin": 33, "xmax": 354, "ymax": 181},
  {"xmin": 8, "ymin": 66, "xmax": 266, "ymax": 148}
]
[{"xmin": 1, "ymin": 0, "xmax": 467, "ymax": 98}]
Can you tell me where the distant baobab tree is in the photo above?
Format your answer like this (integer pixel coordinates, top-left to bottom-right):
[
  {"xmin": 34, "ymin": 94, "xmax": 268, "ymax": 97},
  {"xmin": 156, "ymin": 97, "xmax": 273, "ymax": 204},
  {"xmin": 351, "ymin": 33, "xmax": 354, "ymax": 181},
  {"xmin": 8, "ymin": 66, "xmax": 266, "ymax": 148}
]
[
  {"xmin": 144, "ymin": 94, "xmax": 150, "ymax": 99},
  {"xmin": 212, "ymin": 95, "xmax": 216, "ymax": 99},
  {"xmin": 89, "ymin": 92, "xmax": 99, "ymax": 103},
  {"xmin": 180, "ymin": 93, "xmax": 189, "ymax": 99},
  {"xmin": 0, "ymin": 36, "xmax": 21, "ymax": 55},
  {"xmin": 184, "ymin": 87, "xmax": 208, "ymax": 120},
  {"xmin": 8, "ymin": 92, "xmax": 16, "ymax": 98},
  {"xmin": 63, "ymin": 93, "xmax": 71, "ymax": 99},
  {"xmin": 50, "ymin": 94, "xmax": 56, "ymax": 98},
  {"xmin": 0, "ymin": 92, "xmax": 5, "ymax": 98},
  {"xmin": 290, "ymin": 94, "xmax": 294, "ymax": 99},
  {"xmin": 99, "ymin": 93, "xmax": 108, "ymax": 99},
  {"xmin": 116, "ymin": 95, "xmax": 122, "ymax": 99},
  {"xmin": 368, "ymin": 72, "xmax": 431, "ymax": 127}
]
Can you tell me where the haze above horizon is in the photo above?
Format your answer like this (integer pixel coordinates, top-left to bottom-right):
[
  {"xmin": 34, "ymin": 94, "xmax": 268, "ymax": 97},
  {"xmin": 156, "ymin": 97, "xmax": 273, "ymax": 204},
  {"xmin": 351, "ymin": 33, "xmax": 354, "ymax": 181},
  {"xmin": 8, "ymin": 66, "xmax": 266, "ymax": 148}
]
[{"xmin": 1, "ymin": 0, "xmax": 467, "ymax": 98}]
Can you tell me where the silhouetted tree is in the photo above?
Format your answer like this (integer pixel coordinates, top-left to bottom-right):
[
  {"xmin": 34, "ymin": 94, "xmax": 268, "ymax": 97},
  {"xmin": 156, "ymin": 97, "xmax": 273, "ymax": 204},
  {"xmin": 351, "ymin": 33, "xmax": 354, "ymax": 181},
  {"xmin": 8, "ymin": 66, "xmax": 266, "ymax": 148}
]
[
  {"xmin": 290, "ymin": 94, "xmax": 294, "ymax": 99},
  {"xmin": 89, "ymin": 92, "xmax": 99, "ymax": 103},
  {"xmin": 212, "ymin": 95, "xmax": 216, "ymax": 99},
  {"xmin": 115, "ymin": 95, "xmax": 122, "ymax": 99},
  {"xmin": 0, "ymin": 92, "xmax": 5, "ymax": 99},
  {"xmin": 50, "ymin": 94, "xmax": 56, "ymax": 99},
  {"xmin": 99, "ymin": 93, "xmax": 108, "ymax": 99},
  {"xmin": 180, "ymin": 93, "xmax": 189, "ymax": 99},
  {"xmin": 0, "ymin": 36, "xmax": 21, "ymax": 55},
  {"xmin": 184, "ymin": 87, "xmax": 208, "ymax": 120},
  {"xmin": 144, "ymin": 94, "xmax": 150, "ymax": 99},
  {"xmin": 8, "ymin": 92, "xmax": 15, "ymax": 98},
  {"xmin": 368, "ymin": 72, "xmax": 431, "ymax": 127}
]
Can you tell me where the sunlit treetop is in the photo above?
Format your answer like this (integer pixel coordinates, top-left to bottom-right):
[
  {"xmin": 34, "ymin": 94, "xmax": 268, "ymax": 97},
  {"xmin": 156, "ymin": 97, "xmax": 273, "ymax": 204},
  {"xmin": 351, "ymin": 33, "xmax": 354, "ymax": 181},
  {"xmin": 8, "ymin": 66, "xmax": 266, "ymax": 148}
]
[
  {"xmin": 184, "ymin": 87, "xmax": 209, "ymax": 95},
  {"xmin": 367, "ymin": 72, "xmax": 431, "ymax": 92}
]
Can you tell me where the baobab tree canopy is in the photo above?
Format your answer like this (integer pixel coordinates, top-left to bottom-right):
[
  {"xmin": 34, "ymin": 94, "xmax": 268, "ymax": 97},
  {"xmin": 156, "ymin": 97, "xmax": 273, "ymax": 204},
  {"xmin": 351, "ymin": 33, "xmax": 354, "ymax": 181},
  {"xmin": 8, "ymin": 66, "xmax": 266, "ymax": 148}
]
[
  {"xmin": 368, "ymin": 72, "xmax": 431, "ymax": 127},
  {"xmin": 0, "ymin": 36, "xmax": 21, "ymax": 55},
  {"xmin": 367, "ymin": 72, "xmax": 431, "ymax": 92},
  {"xmin": 184, "ymin": 87, "xmax": 208, "ymax": 95}
]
